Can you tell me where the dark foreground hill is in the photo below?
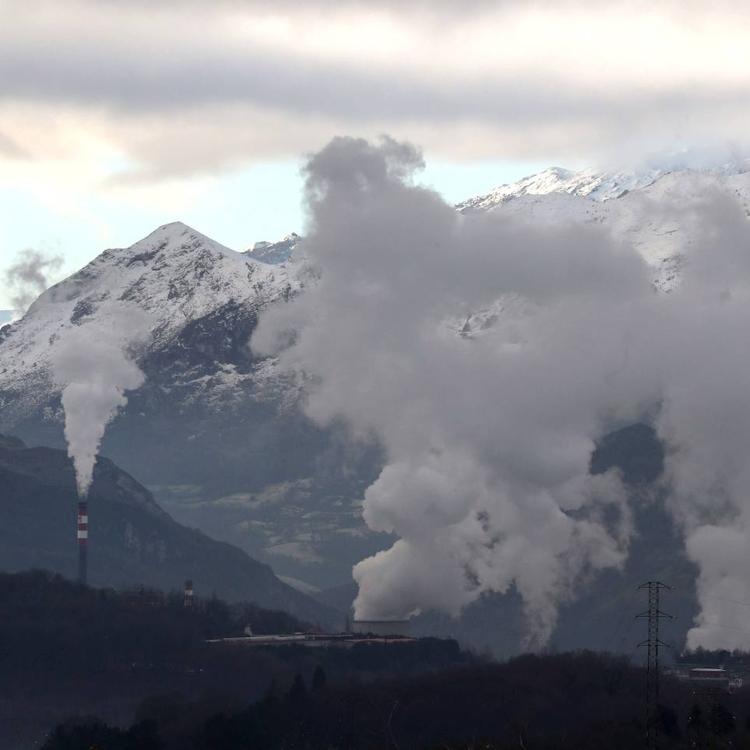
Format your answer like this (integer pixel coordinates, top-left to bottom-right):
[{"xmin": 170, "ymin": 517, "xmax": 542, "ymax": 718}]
[
  {"xmin": 0, "ymin": 435, "xmax": 338, "ymax": 628},
  {"xmin": 0, "ymin": 571, "xmax": 466, "ymax": 750},
  {"xmin": 46, "ymin": 649, "xmax": 750, "ymax": 750}
]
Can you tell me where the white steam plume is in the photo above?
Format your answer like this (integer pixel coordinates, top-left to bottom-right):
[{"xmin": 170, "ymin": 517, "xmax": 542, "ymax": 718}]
[
  {"xmin": 644, "ymin": 188, "xmax": 750, "ymax": 650},
  {"xmin": 253, "ymin": 136, "xmax": 750, "ymax": 649},
  {"xmin": 4, "ymin": 248, "xmax": 63, "ymax": 314},
  {"xmin": 51, "ymin": 305, "xmax": 147, "ymax": 497}
]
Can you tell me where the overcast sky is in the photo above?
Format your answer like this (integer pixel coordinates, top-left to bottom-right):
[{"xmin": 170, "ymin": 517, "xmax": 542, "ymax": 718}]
[{"xmin": 3, "ymin": 0, "xmax": 750, "ymax": 307}]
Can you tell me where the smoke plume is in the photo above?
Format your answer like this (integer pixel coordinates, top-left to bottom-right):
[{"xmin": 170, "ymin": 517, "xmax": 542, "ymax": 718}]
[
  {"xmin": 253, "ymin": 136, "xmax": 750, "ymax": 649},
  {"xmin": 51, "ymin": 306, "xmax": 147, "ymax": 497},
  {"xmin": 4, "ymin": 248, "xmax": 63, "ymax": 313}
]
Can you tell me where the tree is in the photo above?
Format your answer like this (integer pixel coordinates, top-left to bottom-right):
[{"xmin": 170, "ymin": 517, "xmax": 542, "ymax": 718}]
[
  {"xmin": 287, "ymin": 673, "xmax": 308, "ymax": 705},
  {"xmin": 709, "ymin": 703, "xmax": 736, "ymax": 737},
  {"xmin": 656, "ymin": 704, "xmax": 680, "ymax": 738},
  {"xmin": 688, "ymin": 704, "xmax": 703, "ymax": 731},
  {"xmin": 312, "ymin": 665, "xmax": 328, "ymax": 692}
]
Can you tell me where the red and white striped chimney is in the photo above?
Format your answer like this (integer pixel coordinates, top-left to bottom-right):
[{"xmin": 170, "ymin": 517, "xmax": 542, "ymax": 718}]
[{"xmin": 77, "ymin": 500, "xmax": 88, "ymax": 585}]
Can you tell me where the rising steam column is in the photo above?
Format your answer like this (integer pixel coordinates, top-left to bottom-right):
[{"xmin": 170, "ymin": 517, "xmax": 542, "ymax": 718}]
[{"xmin": 77, "ymin": 500, "xmax": 88, "ymax": 584}]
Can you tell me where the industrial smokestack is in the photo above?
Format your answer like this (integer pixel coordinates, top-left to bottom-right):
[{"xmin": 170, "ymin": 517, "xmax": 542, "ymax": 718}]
[
  {"xmin": 77, "ymin": 500, "xmax": 88, "ymax": 585},
  {"xmin": 184, "ymin": 579, "xmax": 194, "ymax": 608}
]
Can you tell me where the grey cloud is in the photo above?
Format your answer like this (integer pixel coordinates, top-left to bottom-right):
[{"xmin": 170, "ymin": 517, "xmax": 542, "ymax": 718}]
[
  {"xmin": 3, "ymin": 3, "xmax": 750, "ymax": 177},
  {"xmin": 0, "ymin": 130, "xmax": 27, "ymax": 158},
  {"xmin": 51, "ymin": 0, "xmax": 569, "ymax": 12},
  {"xmin": 53, "ymin": 0, "xmax": 750, "ymax": 12},
  {"xmin": 0, "ymin": 33, "xmax": 745, "ymax": 127}
]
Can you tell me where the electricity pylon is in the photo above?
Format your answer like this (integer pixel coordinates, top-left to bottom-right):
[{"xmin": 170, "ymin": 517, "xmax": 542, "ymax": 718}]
[{"xmin": 637, "ymin": 581, "xmax": 673, "ymax": 750}]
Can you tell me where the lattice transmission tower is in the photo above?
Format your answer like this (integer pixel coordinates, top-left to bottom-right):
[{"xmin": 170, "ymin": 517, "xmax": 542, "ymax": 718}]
[{"xmin": 637, "ymin": 581, "xmax": 673, "ymax": 750}]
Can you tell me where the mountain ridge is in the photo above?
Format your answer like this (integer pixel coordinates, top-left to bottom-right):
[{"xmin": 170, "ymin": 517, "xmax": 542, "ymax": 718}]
[{"xmin": 455, "ymin": 159, "xmax": 750, "ymax": 213}]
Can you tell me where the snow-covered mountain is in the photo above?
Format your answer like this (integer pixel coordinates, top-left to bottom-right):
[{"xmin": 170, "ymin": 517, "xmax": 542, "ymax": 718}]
[
  {"xmin": 456, "ymin": 166, "xmax": 667, "ymax": 210},
  {"xmin": 455, "ymin": 161, "xmax": 750, "ymax": 311},
  {"xmin": 0, "ymin": 222, "xmax": 298, "ymax": 425},
  {"xmin": 456, "ymin": 159, "xmax": 750, "ymax": 212},
  {"xmin": 3, "ymin": 162, "xmax": 750, "ymax": 593}
]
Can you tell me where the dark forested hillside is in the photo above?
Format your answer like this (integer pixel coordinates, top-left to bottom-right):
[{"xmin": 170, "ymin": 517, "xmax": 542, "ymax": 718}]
[
  {"xmin": 44, "ymin": 649, "xmax": 750, "ymax": 750},
  {"xmin": 0, "ymin": 570, "xmax": 301, "ymax": 748},
  {"xmin": 0, "ymin": 571, "xmax": 467, "ymax": 750},
  {"xmin": 0, "ymin": 434, "xmax": 338, "ymax": 627}
]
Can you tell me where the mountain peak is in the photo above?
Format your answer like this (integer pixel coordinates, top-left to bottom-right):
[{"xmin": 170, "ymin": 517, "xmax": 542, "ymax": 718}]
[
  {"xmin": 127, "ymin": 221, "xmax": 233, "ymax": 258},
  {"xmin": 158, "ymin": 220, "xmax": 191, "ymax": 231},
  {"xmin": 133, "ymin": 220, "xmax": 199, "ymax": 246},
  {"xmin": 0, "ymin": 221, "xmax": 296, "ymax": 399}
]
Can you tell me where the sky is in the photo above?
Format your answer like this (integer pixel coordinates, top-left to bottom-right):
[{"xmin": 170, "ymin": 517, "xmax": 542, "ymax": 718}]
[{"xmin": 3, "ymin": 0, "xmax": 750, "ymax": 307}]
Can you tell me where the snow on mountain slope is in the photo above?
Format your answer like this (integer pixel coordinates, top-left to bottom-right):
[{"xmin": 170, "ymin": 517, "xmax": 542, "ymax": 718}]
[
  {"xmin": 0, "ymin": 222, "xmax": 299, "ymax": 425},
  {"xmin": 455, "ymin": 166, "xmax": 666, "ymax": 212},
  {"xmin": 454, "ymin": 162, "xmax": 750, "ymax": 302},
  {"xmin": 456, "ymin": 159, "xmax": 750, "ymax": 213}
]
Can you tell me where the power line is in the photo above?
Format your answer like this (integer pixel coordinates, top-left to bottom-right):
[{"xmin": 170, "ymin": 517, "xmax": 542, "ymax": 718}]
[
  {"xmin": 703, "ymin": 593, "xmax": 750, "ymax": 609},
  {"xmin": 637, "ymin": 581, "xmax": 673, "ymax": 750}
]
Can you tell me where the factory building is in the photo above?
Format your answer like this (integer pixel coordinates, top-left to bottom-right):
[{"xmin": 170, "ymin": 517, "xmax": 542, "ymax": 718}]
[
  {"xmin": 689, "ymin": 667, "xmax": 730, "ymax": 690},
  {"xmin": 351, "ymin": 620, "xmax": 411, "ymax": 637},
  {"xmin": 206, "ymin": 632, "xmax": 417, "ymax": 649}
]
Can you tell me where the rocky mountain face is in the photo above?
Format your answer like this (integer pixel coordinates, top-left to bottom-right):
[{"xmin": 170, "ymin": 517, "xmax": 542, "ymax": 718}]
[
  {"xmin": 1, "ymin": 162, "xmax": 749, "ymax": 630},
  {"xmin": 0, "ymin": 434, "xmax": 338, "ymax": 627},
  {"xmin": 244, "ymin": 233, "xmax": 300, "ymax": 264}
]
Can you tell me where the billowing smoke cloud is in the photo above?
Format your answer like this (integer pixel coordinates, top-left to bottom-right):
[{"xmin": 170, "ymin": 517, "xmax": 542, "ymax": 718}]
[
  {"xmin": 51, "ymin": 306, "xmax": 147, "ymax": 497},
  {"xmin": 253, "ymin": 136, "xmax": 750, "ymax": 649},
  {"xmin": 4, "ymin": 248, "xmax": 63, "ymax": 313},
  {"xmin": 644, "ymin": 189, "xmax": 750, "ymax": 650}
]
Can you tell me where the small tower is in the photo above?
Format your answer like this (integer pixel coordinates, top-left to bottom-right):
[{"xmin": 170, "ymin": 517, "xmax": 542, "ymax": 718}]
[{"xmin": 184, "ymin": 579, "xmax": 194, "ymax": 608}]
